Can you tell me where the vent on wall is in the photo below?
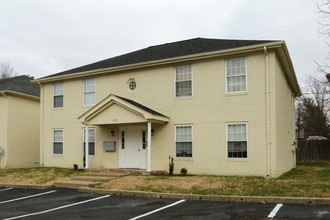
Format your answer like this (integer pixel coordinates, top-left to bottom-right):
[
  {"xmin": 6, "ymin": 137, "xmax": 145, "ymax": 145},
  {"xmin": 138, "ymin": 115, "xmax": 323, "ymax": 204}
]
[{"xmin": 103, "ymin": 141, "xmax": 116, "ymax": 152}]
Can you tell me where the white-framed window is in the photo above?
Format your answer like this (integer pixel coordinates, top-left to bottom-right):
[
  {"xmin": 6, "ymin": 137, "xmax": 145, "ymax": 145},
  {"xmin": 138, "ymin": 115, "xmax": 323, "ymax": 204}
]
[
  {"xmin": 142, "ymin": 130, "xmax": 146, "ymax": 149},
  {"xmin": 175, "ymin": 65, "xmax": 192, "ymax": 97},
  {"xmin": 53, "ymin": 129, "xmax": 63, "ymax": 154},
  {"xmin": 227, "ymin": 123, "xmax": 247, "ymax": 158},
  {"xmin": 83, "ymin": 78, "xmax": 95, "ymax": 106},
  {"xmin": 53, "ymin": 83, "xmax": 63, "ymax": 108},
  {"xmin": 121, "ymin": 130, "xmax": 125, "ymax": 149},
  {"xmin": 83, "ymin": 128, "xmax": 95, "ymax": 155},
  {"xmin": 175, "ymin": 125, "xmax": 193, "ymax": 157},
  {"xmin": 226, "ymin": 57, "xmax": 247, "ymax": 93}
]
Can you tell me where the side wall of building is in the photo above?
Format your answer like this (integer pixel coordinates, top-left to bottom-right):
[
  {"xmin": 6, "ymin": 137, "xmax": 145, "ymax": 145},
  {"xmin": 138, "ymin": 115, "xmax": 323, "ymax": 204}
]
[
  {"xmin": 6, "ymin": 95, "xmax": 40, "ymax": 168},
  {"xmin": 0, "ymin": 96, "xmax": 8, "ymax": 168},
  {"xmin": 274, "ymin": 56, "xmax": 296, "ymax": 177}
]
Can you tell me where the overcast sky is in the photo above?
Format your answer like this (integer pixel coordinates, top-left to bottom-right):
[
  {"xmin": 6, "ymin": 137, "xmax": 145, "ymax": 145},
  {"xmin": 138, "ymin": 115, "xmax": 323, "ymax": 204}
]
[{"xmin": 0, "ymin": 0, "xmax": 329, "ymax": 86}]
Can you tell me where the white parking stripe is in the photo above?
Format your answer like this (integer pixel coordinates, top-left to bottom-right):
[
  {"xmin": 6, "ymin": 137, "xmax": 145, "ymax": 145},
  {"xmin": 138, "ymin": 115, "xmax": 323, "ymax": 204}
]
[
  {"xmin": 129, "ymin": 199, "xmax": 186, "ymax": 220},
  {"xmin": 268, "ymin": 203, "xmax": 283, "ymax": 218},
  {"xmin": 4, "ymin": 194, "xmax": 110, "ymax": 220},
  {"xmin": 0, "ymin": 188, "xmax": 13, "ymax": 192},
  {"xmin": 0, "ymin": 190, "xmax": 56, "ymax": 204}
]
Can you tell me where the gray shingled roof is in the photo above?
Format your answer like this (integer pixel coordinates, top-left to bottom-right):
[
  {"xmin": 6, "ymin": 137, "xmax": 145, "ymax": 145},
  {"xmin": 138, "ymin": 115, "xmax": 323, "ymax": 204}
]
[
  {"xmin": 0, "ymin": 75, "xmax": 40, "ymax": 97},
  {"xmin": 43, "ymin": 38, "xmax": 275, "ymax": 79},
  {"xmin": 114, "ymin": 95, "xmax": 166, "ymax": 117}
]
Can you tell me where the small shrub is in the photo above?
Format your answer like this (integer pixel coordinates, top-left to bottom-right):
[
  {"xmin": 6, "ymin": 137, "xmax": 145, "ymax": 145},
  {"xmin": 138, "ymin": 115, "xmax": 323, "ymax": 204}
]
[
  {"xmin": 180, "ymin": 168, "xmax": 187, "ymax": 176},
  {"xmin": 73, "ymin": 164, "xmax": 78, "ymax": 170},
  {"xmin": 169, "ymin": 155, "xmax": 174, "ymax": 175},
  {"xmin": 150, "ymin": 170, "xmax": 168, "ymax": 176}
]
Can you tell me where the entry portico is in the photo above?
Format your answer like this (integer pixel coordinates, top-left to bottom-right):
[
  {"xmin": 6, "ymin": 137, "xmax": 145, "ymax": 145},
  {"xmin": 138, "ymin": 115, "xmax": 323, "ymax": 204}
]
[{"xmin": 78, "ymin": 94, "xmax": 169, "ymax": 171}]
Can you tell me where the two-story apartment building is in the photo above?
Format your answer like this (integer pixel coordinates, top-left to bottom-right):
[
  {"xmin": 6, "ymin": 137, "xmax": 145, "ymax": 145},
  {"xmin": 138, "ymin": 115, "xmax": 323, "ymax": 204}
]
[
  {"xmin": 0, "ymin": 75, "xmax": 40, "ymax": 168},
  {"xmin": 34, "ymin": 38, "xmax": 301, "ymax": 178}
]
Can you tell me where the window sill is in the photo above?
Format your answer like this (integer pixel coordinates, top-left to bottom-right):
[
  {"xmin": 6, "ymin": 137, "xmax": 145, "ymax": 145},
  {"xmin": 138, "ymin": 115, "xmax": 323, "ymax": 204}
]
[
  {"xmin": 175, "ymin": 96, "xmax": 193, "ymax": 101},
  {"xmin": 226, "ymin": 158, "xmax": 248, "ymax": 162},
  {"xmin": 52, "ymin": 154, "xmax": 63, "ymax": 157},
  {"xmin": 53, "ymin": 107, "xmax": 64, "ymax": 110},
  {"xmin": 225, "ymin": 92, "xmax": 248, "ymax": 97},
  {"xmin": 175, "ymin": 157, "xmax": 194, "ymax": 161}
]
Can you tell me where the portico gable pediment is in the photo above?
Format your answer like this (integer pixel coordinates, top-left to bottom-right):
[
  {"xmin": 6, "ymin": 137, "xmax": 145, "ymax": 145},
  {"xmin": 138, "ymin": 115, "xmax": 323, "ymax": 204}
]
[{"xmin": 78, "ymin": 94, "xmax": 169, "ymax": 125}]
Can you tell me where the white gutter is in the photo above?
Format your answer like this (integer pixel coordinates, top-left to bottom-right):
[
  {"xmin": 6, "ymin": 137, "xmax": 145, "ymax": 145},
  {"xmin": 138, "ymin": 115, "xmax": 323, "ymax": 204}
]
[
  {"xmin": 264, "ymin": 46, "xmax": 271, "ymax": 177},
  {"xmin": 0, "ymin": 90, "xmax": 39, "ymax": 100}
]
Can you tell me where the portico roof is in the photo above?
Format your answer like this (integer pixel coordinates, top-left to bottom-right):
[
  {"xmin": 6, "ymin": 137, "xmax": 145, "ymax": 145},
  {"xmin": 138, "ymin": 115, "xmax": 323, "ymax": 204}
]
[{"xmin": 78, "ymin": 94, "xmax": 169, "ymax": 125}]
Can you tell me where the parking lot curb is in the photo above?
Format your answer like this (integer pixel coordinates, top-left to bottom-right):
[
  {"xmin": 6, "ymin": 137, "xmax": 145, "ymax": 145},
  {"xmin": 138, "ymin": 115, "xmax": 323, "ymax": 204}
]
[
  {"xmin": 78, "ymin": 187, "xmax": 330, "ymax": 205},
  {"xmin": 0, "ymin": 184, "xmax": 53, "ymax": 190}
]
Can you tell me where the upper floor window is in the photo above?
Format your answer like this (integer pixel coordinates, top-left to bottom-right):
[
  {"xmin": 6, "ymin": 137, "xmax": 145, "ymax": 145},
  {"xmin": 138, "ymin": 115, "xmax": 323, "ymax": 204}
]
[
  {"xmin": 175, "ymin": 65, "xmax": 192, "ymax": 97},
  {"xmin": 226, "ymin": 57, "xmax": 247, "ymax": 93},
  {"xmin": 175, "ymin": 125, "xmax": 193, "ymax": 157},
  {"xmin": 84, "ymin": 78, "xmax": 95, "ymax": 106},
  {"xmin": 53, "ymin": 83, "xmax": 63, "ymax": 108},
  {"xmin": 227, "ymin": 123, "xmax": 247, "ymax": 158}
]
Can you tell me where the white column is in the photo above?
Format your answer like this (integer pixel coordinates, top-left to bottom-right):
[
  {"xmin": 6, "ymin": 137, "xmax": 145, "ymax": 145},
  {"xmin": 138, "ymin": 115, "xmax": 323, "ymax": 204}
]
[
  {"xmin": 85, "ymin": 125, "xmax": 89, "ymax": 169},
  {"xmin": 147, "ymin": 121, "xmax": 151, "ymax": 172}
]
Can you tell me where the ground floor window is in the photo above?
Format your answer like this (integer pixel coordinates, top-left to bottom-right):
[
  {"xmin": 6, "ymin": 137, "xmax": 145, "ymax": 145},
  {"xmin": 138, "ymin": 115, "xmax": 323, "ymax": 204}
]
[
  {"xmin": 227, "ymin": 123, "xmax": 247, "ymax": 158},
  {"xmin": 175, "ymin": 125, "xmax": 192, "ymax": 157},
  {"xmin": 53, "ymin": 129, "xmax": 63, "ymax": 154},
  {"xmin": 83, "ymin": 128, "xmax": 95, "ymax": 155}
]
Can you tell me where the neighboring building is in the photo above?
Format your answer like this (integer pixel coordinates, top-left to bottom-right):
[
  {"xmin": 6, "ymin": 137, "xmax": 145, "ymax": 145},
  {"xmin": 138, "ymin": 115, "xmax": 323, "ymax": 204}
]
[
  {"xmin": 34, "ymin": 38, "xmax": 301, "ymax": 178},
  {"xmin": 0, "ymin": 75, "xmax": 40, "ymax": 168}
]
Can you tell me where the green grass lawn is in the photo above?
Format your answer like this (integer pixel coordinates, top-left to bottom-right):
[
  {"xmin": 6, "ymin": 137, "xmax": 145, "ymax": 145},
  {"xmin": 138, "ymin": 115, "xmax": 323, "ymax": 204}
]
[
  {"xmin": 99, "ymin": 161, "xmax": 330, "ymax": 198},
  {"xmin": 1, "ymin": 162, "xmax": 329, "ymax": 198},
  {"xmin": 0, "ymin": 167, "xmax": 82, "ymax": 185}
]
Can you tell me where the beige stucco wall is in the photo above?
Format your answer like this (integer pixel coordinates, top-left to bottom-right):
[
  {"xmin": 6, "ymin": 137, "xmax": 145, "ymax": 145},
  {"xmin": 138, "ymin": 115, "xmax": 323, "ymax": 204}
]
[
  {"xmin": 40, "ymin": 49, "xmax": 296, "ymax": 177},
  {"xmin": 0, "ymin": 96, "xmax": 8, "ymax": 168},
  {"xmin": 274, "ymin": 56, "xmax": 296, "ymax": 176},
  {"xmin": 5, "ymin": 95, "xmax": 40, "ymax": 168}
]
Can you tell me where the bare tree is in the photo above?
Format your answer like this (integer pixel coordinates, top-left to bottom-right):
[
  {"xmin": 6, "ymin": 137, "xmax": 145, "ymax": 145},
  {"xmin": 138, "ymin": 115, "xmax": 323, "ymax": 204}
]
[
  {"xmin": 317, "ymin": 0, "xmax": 330, "ymax": 74},
  {"xmin": 296, "ymin": 75, "xmax": 330, "ymax": 138},
  {"xmin": 0, "ymin": 62, "xmax": 18, "ymax": 79}
]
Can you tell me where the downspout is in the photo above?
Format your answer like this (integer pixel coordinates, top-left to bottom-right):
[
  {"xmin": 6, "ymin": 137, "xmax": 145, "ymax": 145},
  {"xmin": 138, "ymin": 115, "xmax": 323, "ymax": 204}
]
[
  {"xmin": 37, "ymin": 81, "xmax": 44, "ymax": 166},
  {"xmin": 264, "ymin": 46, "xmax": 271, "ymax": 177}
]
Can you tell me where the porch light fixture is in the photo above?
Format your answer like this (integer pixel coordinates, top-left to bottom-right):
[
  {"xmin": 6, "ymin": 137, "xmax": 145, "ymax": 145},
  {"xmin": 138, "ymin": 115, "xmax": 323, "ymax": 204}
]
[
  {"xmin": 151, "ymin": 130, "xmax": 154, "ymax": 136},
  {"xmin": 111, "ymin": 130, "xmax": 114, "ymax": 136}
]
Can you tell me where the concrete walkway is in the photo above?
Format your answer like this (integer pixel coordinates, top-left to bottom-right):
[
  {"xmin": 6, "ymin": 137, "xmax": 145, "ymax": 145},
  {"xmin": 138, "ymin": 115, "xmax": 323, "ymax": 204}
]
[{"xmin": 54, "ymin": 171, "xmax": 128, "ymax": 189}]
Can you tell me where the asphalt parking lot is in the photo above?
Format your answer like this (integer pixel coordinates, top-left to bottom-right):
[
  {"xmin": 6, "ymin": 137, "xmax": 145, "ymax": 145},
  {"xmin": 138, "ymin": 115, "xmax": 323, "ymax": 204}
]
[{"xmin": 0, "ymin": 187, "xmax": 329, "ymax": 219}]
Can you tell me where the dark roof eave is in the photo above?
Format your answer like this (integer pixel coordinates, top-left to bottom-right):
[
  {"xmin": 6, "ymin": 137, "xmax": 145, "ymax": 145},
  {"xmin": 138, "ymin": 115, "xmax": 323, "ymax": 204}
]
[{"xmin": 35, "ymin": 39, "xmax": 283, "ymax": 83}]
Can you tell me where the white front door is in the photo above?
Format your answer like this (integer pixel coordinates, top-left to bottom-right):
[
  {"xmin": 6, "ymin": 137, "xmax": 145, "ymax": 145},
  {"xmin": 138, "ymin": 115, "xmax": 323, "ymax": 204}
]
[{"xmin": 119, "ymin": 126, "xmax": 146, "ymax": 169}]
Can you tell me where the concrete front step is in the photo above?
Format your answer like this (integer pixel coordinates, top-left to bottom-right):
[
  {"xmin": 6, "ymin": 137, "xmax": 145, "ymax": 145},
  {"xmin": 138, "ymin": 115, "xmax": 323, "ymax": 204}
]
[
  {"xmin": 54, "ymin": 180, "xmax": 101, "ymax": 189},
  {"xmin": 70, "ymin": 175, "xmax": 116, "ymax": 182},
  {"xmin": 86, "ymin": 168, "xmax": 149, "ymax": 175}
]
